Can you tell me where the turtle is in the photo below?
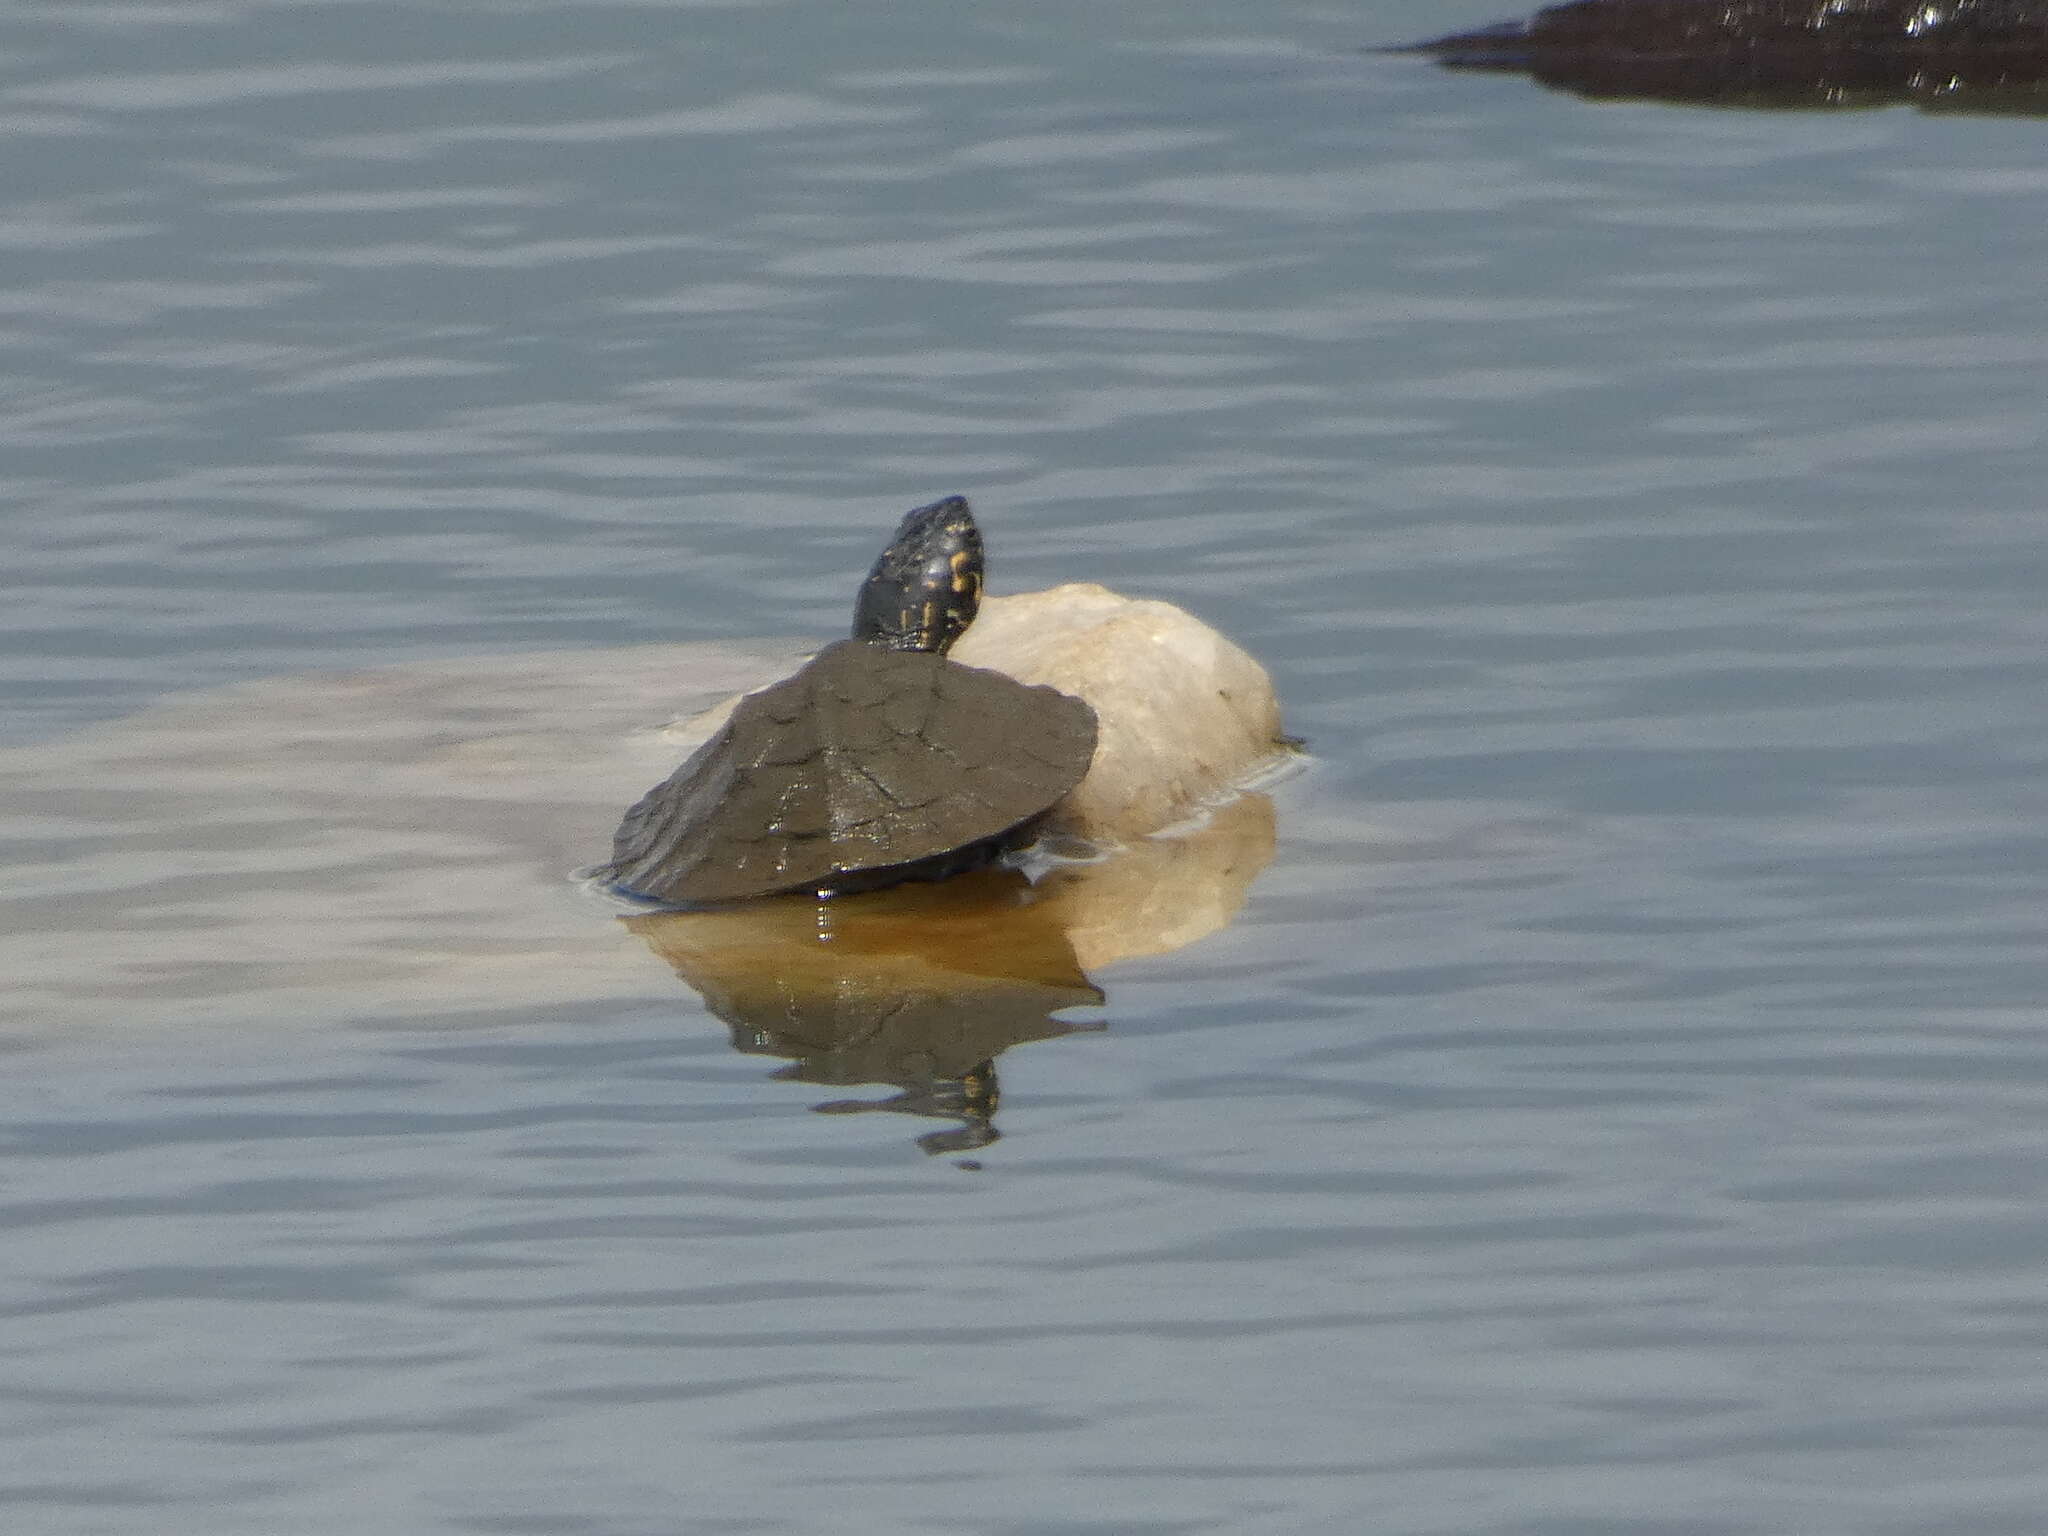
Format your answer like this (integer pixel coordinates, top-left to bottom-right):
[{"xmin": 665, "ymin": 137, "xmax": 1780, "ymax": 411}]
[{"xmin": 598, "ymin": 496, "xmax": 1098, "ymax": 906}]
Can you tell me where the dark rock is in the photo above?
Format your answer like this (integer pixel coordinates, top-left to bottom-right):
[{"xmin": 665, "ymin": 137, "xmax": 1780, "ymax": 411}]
[{"xmin": 1398, "ymin": 0, "xmax": 2048, "ymax": 114}]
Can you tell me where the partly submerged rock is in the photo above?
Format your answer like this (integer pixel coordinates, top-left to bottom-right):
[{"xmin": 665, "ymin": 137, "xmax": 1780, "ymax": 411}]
[
  {"xmin": 1400, "ymin": 0, "xmax": 2048, "ymax": 114},
  {"xmin": 0, "ymin": 641, "xmax": 797, "ymax": 1038},
  {"xmin": 940, "ymin": 583, "xmax": 1287, "ymax": 846},
  {"xmin": 0, "ymin": 583, "xmax": 1289, "ymax": 1039}
]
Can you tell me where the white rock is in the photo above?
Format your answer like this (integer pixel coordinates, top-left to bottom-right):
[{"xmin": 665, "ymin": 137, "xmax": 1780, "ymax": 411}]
[{"xmin": 954, "ymin": 583, "xmax": 1288, "ymax": 845}]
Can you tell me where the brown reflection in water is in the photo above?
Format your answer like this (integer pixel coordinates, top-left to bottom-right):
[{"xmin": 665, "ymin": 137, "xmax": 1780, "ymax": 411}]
[
  {"xmin": 1402, "ymin": 0, "xmax": 2048, "ymax": 116},
  {"xmin": 624, "ymin": 792, "xmax": 1276, "ymax": 1154}
]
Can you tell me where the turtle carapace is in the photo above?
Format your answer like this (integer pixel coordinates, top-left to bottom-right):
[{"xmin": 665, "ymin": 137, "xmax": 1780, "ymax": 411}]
[{"xmin": 599, "ymin": 497, "xmax": 1098, "ymax": 906}]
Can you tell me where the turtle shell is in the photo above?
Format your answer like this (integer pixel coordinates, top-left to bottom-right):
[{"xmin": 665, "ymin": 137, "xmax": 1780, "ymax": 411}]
[{"xmin": 601, "ymin": 639, "xmax": 1097, "ymax": 905}]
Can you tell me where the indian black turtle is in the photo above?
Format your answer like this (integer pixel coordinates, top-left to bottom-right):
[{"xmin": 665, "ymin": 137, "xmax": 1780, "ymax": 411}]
[{"xmin": 599, "ymin": 496, "xmax": 1098, "ymax": 905}]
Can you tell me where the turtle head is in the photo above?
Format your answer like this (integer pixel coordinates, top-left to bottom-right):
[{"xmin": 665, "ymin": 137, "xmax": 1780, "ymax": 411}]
[{"xmin": 851, "ymin": 495, "xmax": 983, "ymax": 654}]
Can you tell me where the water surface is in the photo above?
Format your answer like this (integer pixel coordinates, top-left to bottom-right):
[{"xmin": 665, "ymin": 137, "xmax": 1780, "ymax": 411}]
[{"xmin": 5, "ymin": 1, "xmax": 2048, "ymax": 1532}]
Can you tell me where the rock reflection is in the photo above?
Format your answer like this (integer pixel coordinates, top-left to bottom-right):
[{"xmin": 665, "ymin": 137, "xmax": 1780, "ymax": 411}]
[
  {"xmin": 1401, "ymin": 0, "xmax": 2048, "ymax": 115},
  {"xmin": 624, "ymin": 793, "xmax": 1276, "ymax": 1153}
]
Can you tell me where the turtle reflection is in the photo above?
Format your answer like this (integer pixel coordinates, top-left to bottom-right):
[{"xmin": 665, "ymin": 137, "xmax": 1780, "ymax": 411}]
[{"xmin": 624, "ymin": 792, "xmax": 1277, "ymax": 1153}]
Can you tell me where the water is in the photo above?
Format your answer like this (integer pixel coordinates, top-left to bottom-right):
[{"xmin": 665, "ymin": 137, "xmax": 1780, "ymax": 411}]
[{"xmin": 6, "ymin": 0, "xmax": 2048, "ymax": 1531}]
